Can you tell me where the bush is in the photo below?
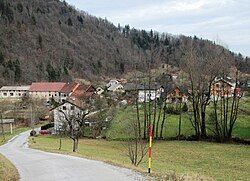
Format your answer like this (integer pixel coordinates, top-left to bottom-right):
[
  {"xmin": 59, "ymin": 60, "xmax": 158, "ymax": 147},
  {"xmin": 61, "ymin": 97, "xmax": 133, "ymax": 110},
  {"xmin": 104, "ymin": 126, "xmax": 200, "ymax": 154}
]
[{"xmin": 182, "ymin": 103, "xmax": 188, "ymax": 112}]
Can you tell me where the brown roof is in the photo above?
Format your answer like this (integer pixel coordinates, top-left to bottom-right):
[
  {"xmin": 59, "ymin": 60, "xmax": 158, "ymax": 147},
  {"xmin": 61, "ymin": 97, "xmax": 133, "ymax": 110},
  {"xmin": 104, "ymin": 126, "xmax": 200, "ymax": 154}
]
[
  {"xmin": 29, "ymin": 82, "xmax": 66, "ymax": 92},
  {"xmin": 60, "ymin": 82, "xmax": 79, "ymax": 93},
  {"xmin": 70, "ymin": 85, "xmax": 95, "ymax": 100}
]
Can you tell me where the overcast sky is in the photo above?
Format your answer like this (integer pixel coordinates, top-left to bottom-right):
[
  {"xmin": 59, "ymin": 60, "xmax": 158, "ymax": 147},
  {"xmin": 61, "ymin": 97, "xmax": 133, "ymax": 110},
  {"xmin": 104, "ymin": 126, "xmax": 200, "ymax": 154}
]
[{"xmin": 65, "ymin": 0, "xmax": 250, "ymax": 57}]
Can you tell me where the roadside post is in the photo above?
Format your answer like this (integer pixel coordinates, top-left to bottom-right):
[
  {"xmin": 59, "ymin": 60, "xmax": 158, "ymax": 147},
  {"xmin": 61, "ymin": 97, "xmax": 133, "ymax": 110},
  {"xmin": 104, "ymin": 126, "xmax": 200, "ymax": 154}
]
[
  {"xmin": 148, "ymin": 125, "xmax": 153, "ymax": 173},
  {"xmin": 10, "ymin": 122, "xmax": 13, "ymax": 134}
]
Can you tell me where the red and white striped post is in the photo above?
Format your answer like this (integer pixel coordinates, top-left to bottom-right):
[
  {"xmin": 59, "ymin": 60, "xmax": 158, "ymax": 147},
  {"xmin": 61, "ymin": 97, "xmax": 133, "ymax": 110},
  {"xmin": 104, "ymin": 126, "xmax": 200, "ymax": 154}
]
[{"xmin": 148, "ymin": 125, "xmax": 153, "ymax": 173}]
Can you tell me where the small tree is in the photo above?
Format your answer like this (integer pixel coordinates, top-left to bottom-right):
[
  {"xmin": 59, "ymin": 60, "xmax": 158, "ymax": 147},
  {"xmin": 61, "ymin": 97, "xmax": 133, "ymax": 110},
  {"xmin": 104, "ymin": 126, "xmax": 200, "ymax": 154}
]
[{"xmin": 124, "ymin": 118, "xmax": 147, "ymax": 166}]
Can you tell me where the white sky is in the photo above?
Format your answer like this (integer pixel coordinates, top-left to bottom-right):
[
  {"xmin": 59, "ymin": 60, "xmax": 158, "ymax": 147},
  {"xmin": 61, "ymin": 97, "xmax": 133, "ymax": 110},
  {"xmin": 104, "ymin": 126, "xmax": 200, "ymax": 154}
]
[{"xmin": 66, "ymin": 0, "xmax": 250, "ymax": 57}]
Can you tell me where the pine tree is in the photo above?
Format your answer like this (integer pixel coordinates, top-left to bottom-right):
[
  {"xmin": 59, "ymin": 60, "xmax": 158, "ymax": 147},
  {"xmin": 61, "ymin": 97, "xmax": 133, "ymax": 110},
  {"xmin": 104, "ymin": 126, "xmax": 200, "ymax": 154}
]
[{"xmin": 14, "ymin": 59, "xmax": 21, "ymax": 82}]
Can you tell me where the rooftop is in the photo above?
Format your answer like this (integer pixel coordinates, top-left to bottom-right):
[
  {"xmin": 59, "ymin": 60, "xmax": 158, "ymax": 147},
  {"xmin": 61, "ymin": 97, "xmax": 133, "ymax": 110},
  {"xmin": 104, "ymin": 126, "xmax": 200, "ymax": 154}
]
[
  {"xmin": 60, "ymin": 82, "xmax": 79, "ymax": 93},
  {"xmin": 29, "ymin": 82, "xmax": 66, "ymax": 92},
  {"xmin": 0, "ymin": 86, "xmax": 30, "ymax": 91}
]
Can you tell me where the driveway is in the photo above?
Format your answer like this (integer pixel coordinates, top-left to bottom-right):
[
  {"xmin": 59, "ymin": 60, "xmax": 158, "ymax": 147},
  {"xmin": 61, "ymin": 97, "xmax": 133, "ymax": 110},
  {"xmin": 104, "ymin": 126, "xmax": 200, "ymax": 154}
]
[{"xmin": 0, "ymin": 131, "xmax": 145, "ymax": 181}]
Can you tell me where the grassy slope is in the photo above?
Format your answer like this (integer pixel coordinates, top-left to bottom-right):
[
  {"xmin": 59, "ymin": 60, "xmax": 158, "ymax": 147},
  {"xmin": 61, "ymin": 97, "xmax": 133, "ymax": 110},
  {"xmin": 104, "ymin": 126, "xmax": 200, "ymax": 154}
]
[
  {"xmin": 30, "ymin": 136, "xmax": 250, "ymax": 180},
  {"xmin": 0, "ymin": 154, "xmax": 19, "ymax": 181}
]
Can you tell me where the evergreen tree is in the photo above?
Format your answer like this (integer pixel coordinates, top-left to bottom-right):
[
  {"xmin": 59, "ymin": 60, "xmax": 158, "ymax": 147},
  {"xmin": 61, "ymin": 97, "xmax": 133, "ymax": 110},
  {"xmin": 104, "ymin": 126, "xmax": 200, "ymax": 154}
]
[
  {"xmin": 0, "ymin": 51, "xmax": 4, "ymax": 64},
  {"xmin": 46, "ymin": 62, "xmax": 57, "ymax": 81},
  {"xmin": 14, "ymin": 59, "xmax": 21, "ymax": 82}
]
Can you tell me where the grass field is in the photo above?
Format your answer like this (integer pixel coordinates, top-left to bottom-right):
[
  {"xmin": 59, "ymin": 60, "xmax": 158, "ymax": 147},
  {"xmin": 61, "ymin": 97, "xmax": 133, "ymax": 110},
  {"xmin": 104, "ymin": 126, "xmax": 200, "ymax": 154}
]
[
  {"xmin": 0, "ymin": 154, "xmax": 19, "ymax": 181},
  {"xmin": 30, "ymin": 135, "xmax": 250, "ymax": 180},
  {"xmin": 106, "ymin": 96, "xmax": 250, "ymax": 140}
]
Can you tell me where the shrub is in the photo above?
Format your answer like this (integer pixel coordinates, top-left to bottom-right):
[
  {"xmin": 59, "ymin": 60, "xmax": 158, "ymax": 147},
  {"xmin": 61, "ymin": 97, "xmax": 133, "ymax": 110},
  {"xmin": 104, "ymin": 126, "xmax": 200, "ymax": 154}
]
[{"xmin": 182, "ymin": 103, "xmax": 188, "ymax": 112}]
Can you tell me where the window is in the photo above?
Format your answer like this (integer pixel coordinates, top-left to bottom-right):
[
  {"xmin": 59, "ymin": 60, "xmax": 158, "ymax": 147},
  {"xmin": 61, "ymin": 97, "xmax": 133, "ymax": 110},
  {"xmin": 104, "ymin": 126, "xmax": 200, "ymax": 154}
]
[
  {"xmin": 70, "ymin": 106, "xmax": 75, "ymax": 110},
  {"xmin": 62, "ymin": 106, "xmax": 66, "ymax": 110},
  {"xmin": 55, "ymin": 94, "xmax": 57, "ymax": 97},
  {"xmin": 3, "ymin": 93, "xmax": 7, "ymax": 96},
  {"xmin": 10, "ymin": 93, "xmax": 14, "ymax": 96}
]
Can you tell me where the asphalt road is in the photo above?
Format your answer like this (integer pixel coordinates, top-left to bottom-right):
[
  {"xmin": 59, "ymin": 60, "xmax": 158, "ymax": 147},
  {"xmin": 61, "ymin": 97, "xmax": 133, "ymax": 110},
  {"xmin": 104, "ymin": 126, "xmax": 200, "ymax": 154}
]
[{"xmin": 0, "ymin": 131, "xmax": 145, "ymax": 181}]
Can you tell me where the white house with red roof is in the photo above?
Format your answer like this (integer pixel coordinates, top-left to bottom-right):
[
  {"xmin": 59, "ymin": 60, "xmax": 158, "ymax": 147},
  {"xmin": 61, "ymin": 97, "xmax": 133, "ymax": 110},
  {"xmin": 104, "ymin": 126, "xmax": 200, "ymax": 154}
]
[{"xmin": 29, "ymin": 82, "xmax": 66, "ymax": 101}]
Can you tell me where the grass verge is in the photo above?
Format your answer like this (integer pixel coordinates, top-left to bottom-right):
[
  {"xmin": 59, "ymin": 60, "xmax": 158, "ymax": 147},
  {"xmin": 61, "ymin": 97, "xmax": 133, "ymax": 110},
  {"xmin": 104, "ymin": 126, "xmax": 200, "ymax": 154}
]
[
  {"xmin": 0, "ymin": 154, "xmax": 19, "ymax": 181},
  {"xmin": 30, "ymin": 135, "xmax": 250, "ymax": 180}
]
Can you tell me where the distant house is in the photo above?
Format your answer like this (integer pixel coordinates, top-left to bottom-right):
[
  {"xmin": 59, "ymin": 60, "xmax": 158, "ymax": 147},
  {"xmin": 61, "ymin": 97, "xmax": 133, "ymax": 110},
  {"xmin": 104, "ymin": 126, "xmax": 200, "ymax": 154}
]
[
  {"xmin": 59, "ymin": 82, "xmax": 79, "ymax": 102},
  {"xmin": 69, "ymin": 84, "xmax": 96, "ymax": 105},
  {"xmin": 96, "ymin": 87, "xmax": 104, "ymax": 95},
  {"xmin": 29, "ymin": 82, "xmax": 66, "ymax": 101},
  {"xmin": 52, "ymin": 101, "xmax": 85, "ymax": 132},
  {"xmin": 0, "ymin": 86, "xmax": 30, "ymax": 99},
  {"xmin": 138, "ymin": 83, "xmax": 164, "ymax": 102},
  {"xmin": 106, "ymin": 79, "xmax": 120, "ymax": 88},
  {"xmin": 163, "ymin": 84, "xmax": 188, "ymax": 103},
  {"xmin": 211, "ymin": 77, "xmax": 238, "ymax": 98},
  {"xmin": 107, "ymin": 83, "xmax": 124, "ymax": 92}
]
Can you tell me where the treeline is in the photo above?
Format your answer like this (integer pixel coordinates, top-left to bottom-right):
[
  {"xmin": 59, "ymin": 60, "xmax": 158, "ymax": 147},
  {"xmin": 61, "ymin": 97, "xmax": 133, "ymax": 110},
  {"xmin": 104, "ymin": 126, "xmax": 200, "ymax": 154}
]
[{"xmin": 0, "ymin": 0, "xmax": 249, "ymax": 86}]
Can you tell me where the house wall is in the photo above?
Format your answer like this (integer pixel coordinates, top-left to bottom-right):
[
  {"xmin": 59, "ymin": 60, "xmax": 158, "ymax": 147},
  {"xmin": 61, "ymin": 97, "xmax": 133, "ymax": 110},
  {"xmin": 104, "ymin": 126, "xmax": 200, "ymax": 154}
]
[
  {"xmin": 53, "ymin": 102, "xmax": 82, "ymax": 132},
  {"xmin": 138, "ymin": 90, "xmax": 157, "ymax": 102},
  {"xmin": 0, "ymin": 90, "xmax": 29, "ymax": 99},
  {"xmin": 59, "ymin": 92, "xmax": 69, "ymax": 102},
  {"xmin": 211, "ymin": 80, "xmax": 235, "ymax": 98},
  {"xmin": 113, "ymin": 85, "xmax": 124, "ymax": 92},
  {"xmin": 29, "ymin": 91, "xmax": 60, "ymax": 101},
  {"xmin": 165, "ymin": 88, "xmax": 188, "ymax": 103}
]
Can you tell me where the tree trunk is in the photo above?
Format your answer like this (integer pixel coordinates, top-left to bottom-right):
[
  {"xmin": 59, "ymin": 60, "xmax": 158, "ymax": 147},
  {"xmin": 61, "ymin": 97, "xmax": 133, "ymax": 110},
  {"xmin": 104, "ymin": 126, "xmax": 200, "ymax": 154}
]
[
  {"xmin": 160, "ymin": 101, "xmax": 167, "ymax": 139},
  {"xmin": 72, "ymin": 139, "xmax": 76, "ymax": 152},
  {"xmin": 178, "ymin": 102, "xmax": 182, "ymax": 140},
  {"xmin": 155, "ymin": 102, "xmax": 162, "ymax": 139}
]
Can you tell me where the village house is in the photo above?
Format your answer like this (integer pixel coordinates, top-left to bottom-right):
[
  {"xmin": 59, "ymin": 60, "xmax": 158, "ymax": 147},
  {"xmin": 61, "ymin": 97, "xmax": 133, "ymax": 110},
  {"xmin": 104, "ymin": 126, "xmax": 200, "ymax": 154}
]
[
  {"xmin": 107, "ymin": 83, "xmax": 124, "ymax": 92},
  {"xmin": 59, "ymin": 82, "xmax": 79, "ymax": 102},
  {"xmin": 163, "ymin": 84, "xmax": 189, "ymax": 103},
  {"xmin": 106, "ymin": 79, "xmax": 120, "ymax": 88},
  {"xmin": 52, "ymin": 101, "xmax": 85, "ymax": 132},
  {"xmin": 69, "ymin": 84, "xmax": 96, "ymax": 105},
  {"xmin": 29, "ymin": 82, "xmax": 66, "ymax": 102},
  {"xmin": 0, "ymin": 86, "xmax": 30, "ymax": 99},
  {"xmin": 138, "ymin": 83, "xmax": 164, "ymax": 102},
  {"xmin": 211, "ymin": 77, "xmax": 237, "ymax": 98},
  {"xmin": 96, "ymin": 87, "xmax": 104, "ymax": 95}
]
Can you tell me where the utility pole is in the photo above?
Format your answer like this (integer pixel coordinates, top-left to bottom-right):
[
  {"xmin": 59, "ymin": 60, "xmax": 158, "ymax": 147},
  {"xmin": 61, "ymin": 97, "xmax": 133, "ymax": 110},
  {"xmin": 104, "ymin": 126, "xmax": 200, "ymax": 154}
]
[
  {"xmin": 148, "ymin": 125, "xmax": 153, "ymax": 173},
  {"xmin": 30, "ymin": 104, "xmax": 33, "ymax": 129}
]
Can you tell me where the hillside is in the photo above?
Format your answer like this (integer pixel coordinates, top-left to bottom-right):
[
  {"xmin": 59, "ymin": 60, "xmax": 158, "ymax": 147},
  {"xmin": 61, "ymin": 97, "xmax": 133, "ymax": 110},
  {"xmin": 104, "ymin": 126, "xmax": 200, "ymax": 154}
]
[{"xmin": 0, "ymin": 0, "xmax": 249, "ymax": 85}]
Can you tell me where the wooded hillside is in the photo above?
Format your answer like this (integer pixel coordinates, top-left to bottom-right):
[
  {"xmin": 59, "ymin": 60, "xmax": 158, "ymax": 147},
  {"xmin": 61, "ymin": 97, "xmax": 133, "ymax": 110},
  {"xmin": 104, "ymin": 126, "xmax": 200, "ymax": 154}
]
[{"xmin": 0, "ymin": 0, "xmax": 249, "ymax": 85}]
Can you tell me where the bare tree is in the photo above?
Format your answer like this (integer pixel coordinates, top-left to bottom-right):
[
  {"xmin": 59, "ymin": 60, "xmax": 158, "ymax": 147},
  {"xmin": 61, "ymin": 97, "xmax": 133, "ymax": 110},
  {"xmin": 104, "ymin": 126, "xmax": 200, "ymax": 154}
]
[
  {"xmin": 208, "ymin": 71, "xmax": 242, "ymax": 142},
  {"xmin": 180, "ymin": 37, "xmax": 233, "ymax": 139},
  {"xmin": 124, "ymin": 110, "xmax": 147, "ymax": 166},
  {"xmin": 58, "ymin": 108, "xmax": 89, "ymax": 152}
]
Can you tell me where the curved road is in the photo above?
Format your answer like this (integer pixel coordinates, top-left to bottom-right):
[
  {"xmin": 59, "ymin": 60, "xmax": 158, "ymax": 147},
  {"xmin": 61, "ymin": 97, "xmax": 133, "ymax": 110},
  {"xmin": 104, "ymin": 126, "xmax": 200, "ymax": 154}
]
[{"xmin": 0, "ymin": 131, "xmax": 145, "ymax": 181}]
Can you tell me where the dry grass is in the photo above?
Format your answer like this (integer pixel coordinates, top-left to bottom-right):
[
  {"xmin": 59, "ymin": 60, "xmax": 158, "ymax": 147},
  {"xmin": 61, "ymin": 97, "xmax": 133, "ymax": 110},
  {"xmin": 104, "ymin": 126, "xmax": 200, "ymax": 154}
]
[{"xmin": 0, "ymin": 154, "xmax": 19, "ymax": 181}]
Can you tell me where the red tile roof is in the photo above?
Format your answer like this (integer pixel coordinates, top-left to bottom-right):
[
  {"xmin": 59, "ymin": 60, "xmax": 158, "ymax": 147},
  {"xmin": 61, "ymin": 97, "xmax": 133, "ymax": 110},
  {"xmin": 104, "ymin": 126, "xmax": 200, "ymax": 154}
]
[
  {"xmin": 60, "ymin": 82, "xmax": 79, "ymax": 93},
  {"xmin": 29, "ymin": 82, "xmax": 66, "ymax": 92}
]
